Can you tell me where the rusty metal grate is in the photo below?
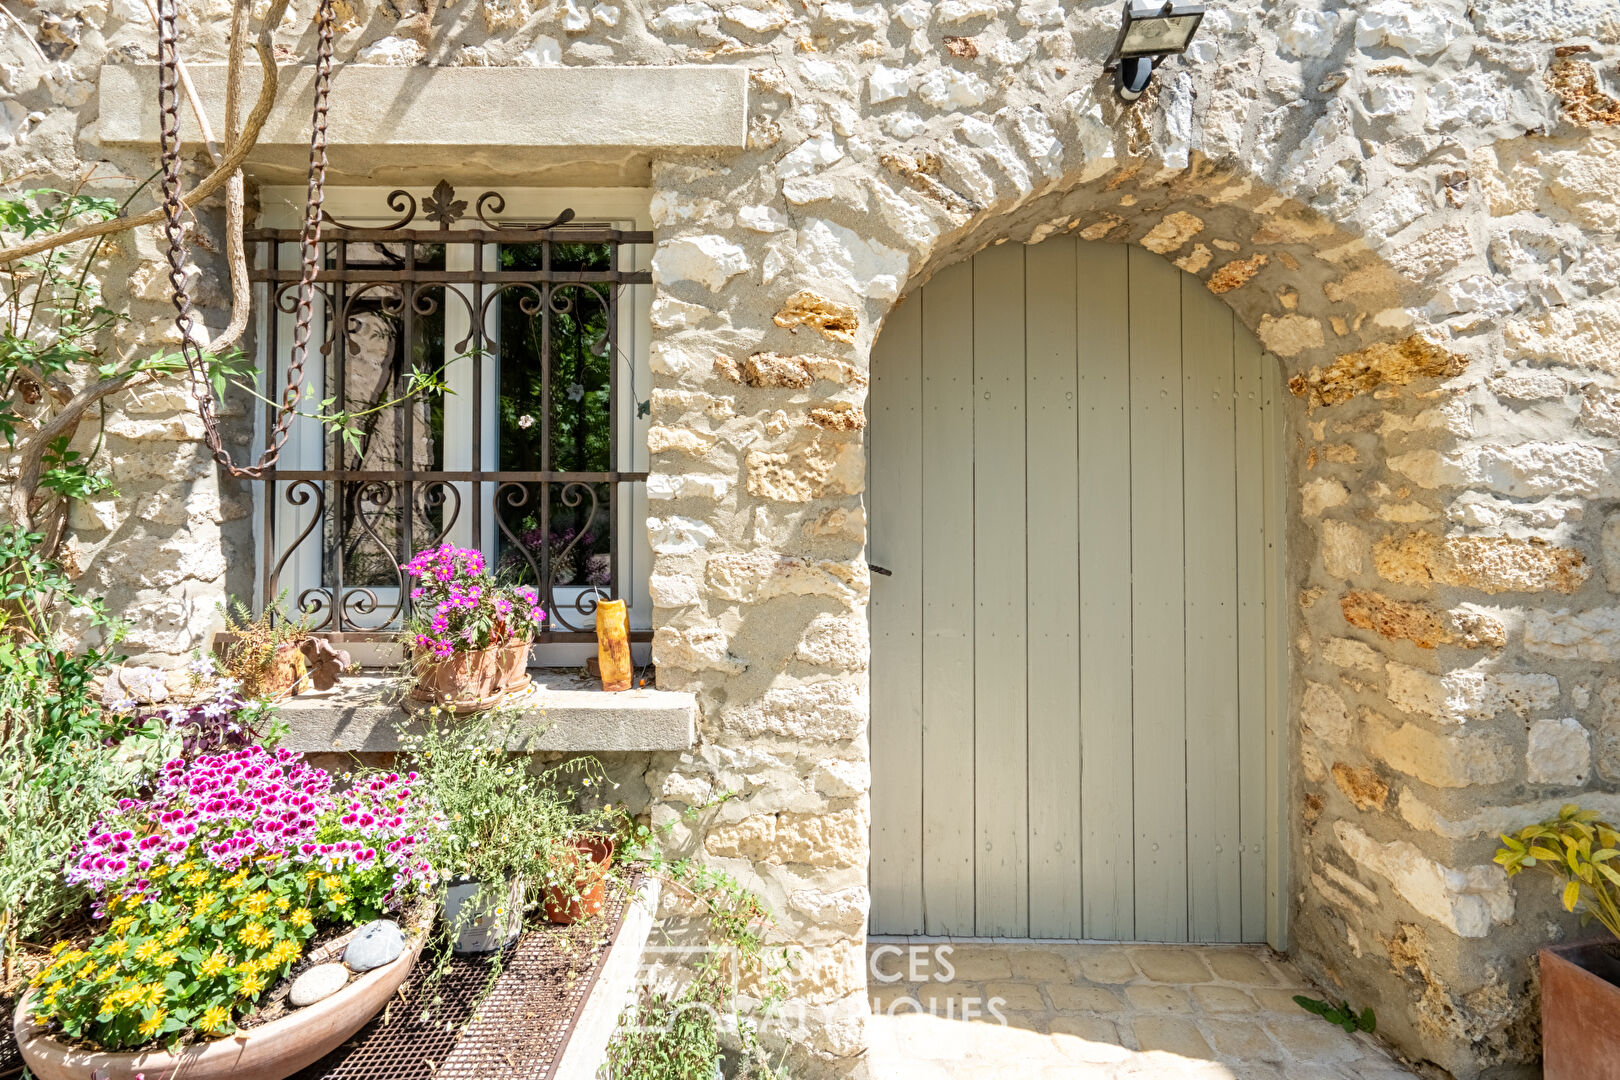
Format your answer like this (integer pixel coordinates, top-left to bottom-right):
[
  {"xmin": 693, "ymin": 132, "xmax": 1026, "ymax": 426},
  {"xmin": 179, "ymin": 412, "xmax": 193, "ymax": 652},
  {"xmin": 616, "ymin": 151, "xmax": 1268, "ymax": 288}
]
[
  {"xmin": 292, "ymin": 876, "xmax": 635, "ymax": 1080},
  {"xmin": 245, "ymin": 180, "xmax": 653, "ymax": 643}
]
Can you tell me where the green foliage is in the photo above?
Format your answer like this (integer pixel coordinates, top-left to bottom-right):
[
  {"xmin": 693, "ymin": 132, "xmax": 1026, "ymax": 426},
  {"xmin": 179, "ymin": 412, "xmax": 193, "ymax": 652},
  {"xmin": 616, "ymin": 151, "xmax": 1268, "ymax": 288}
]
[
  {"xmin": 30, "ymin": 861, "xmax": 327, "ymax": 1049},
  {"xmin": 1294, "ymin": 994, "xmax": 1376, "ymax": 1034},
  {"xmin": 217, "ymin": 595, "xmax": 312, "ymax": 699},
  {"xmin": 397, "ymin": 710, "xmax": 613, "ymax": 914},
  {"xmin": 1496, "ymin": 804, "xmax": 1620, "ymax": 941},
  {"xmin": 0, "ymin": 182, "xmax": 244, "ymax": 531},
  {"xmin": 606, "ymin": 803, "xmax": 790, "ymax": 1080},
  {"xmin": 0, "ymin": 525, "xmax": 149, "ymax": 947},
  {"xmin": 0, "ymin": 187, "xmax": 125, "ymax": 458}
]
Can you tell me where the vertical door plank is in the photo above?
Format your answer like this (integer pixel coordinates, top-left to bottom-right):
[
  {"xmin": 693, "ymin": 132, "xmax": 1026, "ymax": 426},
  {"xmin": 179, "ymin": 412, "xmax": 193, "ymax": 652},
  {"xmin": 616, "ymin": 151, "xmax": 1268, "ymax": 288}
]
[
  {"xmin": 1262, "ymin": 353, "xmax": 1291, "ymax": 951},
  {"xmin": 1127, "ymin": 245, "xmax": 1189, "ymax": 942},
  {"xmin": 1234, "ymin": 322, "xmax": 1270, "ymax": 943},
  {"xmin": 1077, "ymin": 241, "xmax": 1136, "ymax": 939},
  {"xmin": 921, "ymin": 261, "xmax": 978, "ymax": 935},
  {"xmin": 869, "ymin": 295, "xmax": 926, "ymax": 934},
  {"xmin": 1024, "ymin": 238, "xmax": 1083, "ymax": 938},
  {"xmin": 1180, "ymin": 277, "xmax": 1242, "ymax": 942},
  {"xmin": 972, "ymin": 241, "xmax": 1030, "ymax": 938}
]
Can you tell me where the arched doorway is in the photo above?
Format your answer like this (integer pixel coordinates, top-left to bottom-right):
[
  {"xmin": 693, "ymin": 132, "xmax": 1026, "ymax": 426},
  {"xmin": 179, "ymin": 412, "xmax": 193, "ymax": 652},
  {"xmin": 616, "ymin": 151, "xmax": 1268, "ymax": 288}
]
[{"xmin": 868, "ymin": 237, "xmax": 1286, "ymax": 943}]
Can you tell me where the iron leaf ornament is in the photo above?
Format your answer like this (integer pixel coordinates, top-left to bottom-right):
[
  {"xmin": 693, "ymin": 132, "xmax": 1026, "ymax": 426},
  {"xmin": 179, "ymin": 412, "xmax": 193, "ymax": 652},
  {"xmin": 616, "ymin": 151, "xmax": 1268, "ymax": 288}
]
[{"xmin": 423, "ymin": 179, "xmax": 469, "ymax": 229}]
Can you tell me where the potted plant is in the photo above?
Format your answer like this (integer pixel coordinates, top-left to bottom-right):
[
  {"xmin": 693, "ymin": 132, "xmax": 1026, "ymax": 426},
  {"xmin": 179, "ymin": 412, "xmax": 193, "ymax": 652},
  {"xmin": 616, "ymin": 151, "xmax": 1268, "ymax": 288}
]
[
  {"xmin": 541, "ymin": 833, "xmax": 615, "ymax": 925},
  {"xmin": 213, "ymin": 601, "xmax": 352, "ymax": 701},
  {"xmin": 400, "ymin": 714, "xmax": 611, "ymax": 953},
  {"xmin": 1496, "ymin": 804, "xmax": 1620, "ymax": 1080},
  {"xmin": 400, "ymin": 544, "xmax": 546, "ymax": 711},
  {"xmin": 14, "ymin": 747, "xmax": 439, "ymax": 1080}
]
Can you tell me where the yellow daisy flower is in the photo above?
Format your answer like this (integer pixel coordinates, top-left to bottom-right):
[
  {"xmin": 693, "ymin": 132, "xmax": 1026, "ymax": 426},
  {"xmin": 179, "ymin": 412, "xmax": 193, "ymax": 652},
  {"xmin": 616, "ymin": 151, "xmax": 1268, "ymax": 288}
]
[
  {"xmin": 133, "ymin": 940, "xmax": 161, "ymax": 962},
  {"xmin": 275, "ymin": 897, "xmax": 291, "ymax": 912},
  {"xmin": 238, "ymin": 922, "xmax": 272, "ymax": 950},
  {"xmin": 103, "ymin": 940, "xmax": 128, "ymax": 959},
  {"xmin": 138, "ymin": 1007, "xmax": 166, "ymax": 1038},
  {"xmin": 224, "ymin": 868, "xmax": 249, "ymax": 889},
  {"xmin": 199, "ymin": 952, "xmax": 229, "ymax": 978},
  {"xmin": 154, "ymin": 951, "xmax": 178, "ymax": 969},
  {"xmin": 289, "ymin": 907, "xmax": 313, "ymax": 928},
  {"xmin": 269, "ymin": 939, "xmax": 301, "ymax": 966},
  {"xmin": 238, "ymin": 972, "xmax": 266, "ymax": 997},
  {"xmin": 110, "ymin": 915, "xmax": 136, "ymax": 937},
  {"xmin": 328, "ymin": 890, "xmax": 349, "ymax": 907},
  {"xmin": 322, "ymin": 875, "xmax": 342, "ymax": 892},
  {"xmin": 242, "ymin": 891, "xmax": 271, "ymax": 916},
  {"xmin": 198, "ymin": 1004, "xmax": 232, "ymax": 1034},
  {"xmin": 185, "ymin": 870, "xmax": 209, "ymax": 888},
  {"xmin": 136, "ymin": 982, "xmax": 164, "ymax": 1010},
  {"xmin": 163, "ymin": 925, "xmax": 186, "ymax": 947},
  {"xmin": 50, "ymin": 941, "xmax": 70, "ymax": 956}
]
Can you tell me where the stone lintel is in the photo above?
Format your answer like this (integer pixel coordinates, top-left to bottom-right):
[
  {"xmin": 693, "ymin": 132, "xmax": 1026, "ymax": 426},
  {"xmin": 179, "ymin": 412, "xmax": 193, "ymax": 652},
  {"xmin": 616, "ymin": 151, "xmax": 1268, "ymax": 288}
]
[
  {"xmin": 275, "ymin": 670, "xmax": 696, "ymax": 753},
  {"xmin": 95, "ymin": 64, "xmax": 749, "ymax": 185}
]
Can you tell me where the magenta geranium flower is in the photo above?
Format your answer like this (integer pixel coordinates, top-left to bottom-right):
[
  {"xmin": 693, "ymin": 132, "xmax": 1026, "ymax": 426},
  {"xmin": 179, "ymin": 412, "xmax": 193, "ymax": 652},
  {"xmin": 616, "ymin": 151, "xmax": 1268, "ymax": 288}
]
[{"xmin": 65, "ymin": 748, "xmax": 438, "ymax": 904}]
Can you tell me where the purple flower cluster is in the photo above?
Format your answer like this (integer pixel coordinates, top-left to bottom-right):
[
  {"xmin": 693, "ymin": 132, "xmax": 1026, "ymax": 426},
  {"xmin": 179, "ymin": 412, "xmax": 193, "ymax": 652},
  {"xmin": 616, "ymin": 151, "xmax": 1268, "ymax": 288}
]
[
  {"xmin": 65, "ymin": 749, "xmax": 437, "ymax": 900},
  {"xmin": 332, "ymin": 771, "xmax": 437, "ymax": 892},
  {"xmin": 66, "ymin": 748, "xmax": 331, "ymax": 894},
  {"xmin": 401, "ymin": 543, "xmax": 545, "ymax": 660}
]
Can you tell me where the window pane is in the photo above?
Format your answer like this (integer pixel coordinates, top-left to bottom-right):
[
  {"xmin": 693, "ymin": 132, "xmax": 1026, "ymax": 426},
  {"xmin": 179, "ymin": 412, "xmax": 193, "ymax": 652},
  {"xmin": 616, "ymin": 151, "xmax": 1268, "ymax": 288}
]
[
  {"xmin": 495, "ymin": 241, "xmax": 615, "ymax": 590},
  {"xmin": 323, "ymin": 242, "xmax": 447, "ymax": 589}
]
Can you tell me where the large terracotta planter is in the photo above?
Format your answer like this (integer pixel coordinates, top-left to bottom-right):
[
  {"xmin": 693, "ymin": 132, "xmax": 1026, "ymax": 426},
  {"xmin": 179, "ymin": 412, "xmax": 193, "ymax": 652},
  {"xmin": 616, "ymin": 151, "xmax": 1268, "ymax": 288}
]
[
  {"xmin": 1541, "ymin": 941, "xmax": 1620, "ymax": 1080},
  {"xmin": 14, "ymin": 930, "xmax": 424, "ymax": 1080},
  {"xmin": 409, "ymin": 637, "xmax": 531, "ymax": 711}
]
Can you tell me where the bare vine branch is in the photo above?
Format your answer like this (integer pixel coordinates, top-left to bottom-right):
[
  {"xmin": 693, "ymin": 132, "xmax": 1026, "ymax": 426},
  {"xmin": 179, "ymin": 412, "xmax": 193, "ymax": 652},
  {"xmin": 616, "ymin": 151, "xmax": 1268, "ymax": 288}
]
[
  {"xmin": 0, "ymin": 0, "xmax": 291, "ymax": 266},
  {"xmin": 212, "ymin": 0, "xmax": 253, "ymax": 353}
]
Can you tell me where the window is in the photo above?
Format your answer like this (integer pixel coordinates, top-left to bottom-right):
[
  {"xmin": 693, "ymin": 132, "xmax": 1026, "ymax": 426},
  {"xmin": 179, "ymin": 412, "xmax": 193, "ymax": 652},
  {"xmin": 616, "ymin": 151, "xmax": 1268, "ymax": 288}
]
[{"xmin": 248, "ymin": 184, "xmax": 653, "ymax": 661}]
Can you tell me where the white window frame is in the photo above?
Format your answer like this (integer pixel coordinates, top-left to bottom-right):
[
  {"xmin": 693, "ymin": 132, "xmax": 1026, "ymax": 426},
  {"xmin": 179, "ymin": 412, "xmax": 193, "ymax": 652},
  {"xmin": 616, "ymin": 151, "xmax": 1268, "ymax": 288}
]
[{"xmin": 252, "ymin": 185, "xmax": 654, "ymax": 667}]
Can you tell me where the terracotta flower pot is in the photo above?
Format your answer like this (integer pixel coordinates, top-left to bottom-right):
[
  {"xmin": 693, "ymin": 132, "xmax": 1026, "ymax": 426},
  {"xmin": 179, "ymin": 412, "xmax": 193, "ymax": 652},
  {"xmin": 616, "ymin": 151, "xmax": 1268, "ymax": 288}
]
[
  {"xmin": 14, "ymin": 928, "xmax": 424, "ymax": 1080},
  {"xmin": 1541, "ymin": 941, "xmax": 1620, "ymax": 1080},
  {"xmin": 494, "ymin": 636, "xmax": 532, "ymax": 695},
  {"xmin": 410, "ymin": 637, "xmax": 532, "ymax": 711},
  {"xmin": 541, "ymin": 835, "xmax": 615, "ymax": 925},
  {"xmin": 212, "ymin": 635, "xmax": 309, "ymax": 700}
]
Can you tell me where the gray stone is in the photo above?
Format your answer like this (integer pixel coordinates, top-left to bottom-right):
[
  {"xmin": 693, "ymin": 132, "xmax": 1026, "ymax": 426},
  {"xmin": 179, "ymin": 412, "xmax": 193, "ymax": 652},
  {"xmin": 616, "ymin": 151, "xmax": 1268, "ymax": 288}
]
[
  {"xmin": 289, "ymin": 963, "xmax": 350, "ymax": 1006},
  {"xmin": 343, "ymin": 921, "xmax": 405, "ymax": 973}
]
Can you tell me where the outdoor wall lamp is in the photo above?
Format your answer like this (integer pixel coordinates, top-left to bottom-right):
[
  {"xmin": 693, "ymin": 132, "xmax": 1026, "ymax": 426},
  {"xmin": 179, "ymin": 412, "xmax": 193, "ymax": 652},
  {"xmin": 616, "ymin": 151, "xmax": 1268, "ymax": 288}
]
[{"xmin": 1105, "ymin": 0, "xmax": 1207, "ymax": 102}]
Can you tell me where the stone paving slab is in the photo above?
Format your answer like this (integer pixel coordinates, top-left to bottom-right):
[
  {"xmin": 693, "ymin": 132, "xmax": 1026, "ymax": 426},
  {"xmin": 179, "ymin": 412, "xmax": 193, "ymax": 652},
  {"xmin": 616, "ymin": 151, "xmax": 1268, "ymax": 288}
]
[{"xmin": 866, "ymin": 941, "xmax": 1419, "ymax": 1080}]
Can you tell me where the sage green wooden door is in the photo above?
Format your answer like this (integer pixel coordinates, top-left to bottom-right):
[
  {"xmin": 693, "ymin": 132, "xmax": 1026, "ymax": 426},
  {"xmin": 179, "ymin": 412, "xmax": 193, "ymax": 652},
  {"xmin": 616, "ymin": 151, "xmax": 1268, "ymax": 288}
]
[{"xmin": 867, "ymin": 238, "xmax": 1282, "ymax": 942}]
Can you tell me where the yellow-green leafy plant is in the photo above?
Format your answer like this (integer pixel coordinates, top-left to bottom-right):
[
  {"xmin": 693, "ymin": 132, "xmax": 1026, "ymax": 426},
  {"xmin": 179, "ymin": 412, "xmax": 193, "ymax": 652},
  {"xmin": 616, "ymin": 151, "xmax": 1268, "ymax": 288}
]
[{"xmin": 1496, "ymin": 804, "xmax": 1620, "ymax": 940}]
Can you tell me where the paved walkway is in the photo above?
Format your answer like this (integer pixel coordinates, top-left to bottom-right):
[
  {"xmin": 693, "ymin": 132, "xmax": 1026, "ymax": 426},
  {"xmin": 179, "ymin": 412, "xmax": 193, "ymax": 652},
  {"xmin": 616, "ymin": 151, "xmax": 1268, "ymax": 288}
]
[{"xmin": 865, "ymin": 941, "xmax": 1418, "ymax": 1079}]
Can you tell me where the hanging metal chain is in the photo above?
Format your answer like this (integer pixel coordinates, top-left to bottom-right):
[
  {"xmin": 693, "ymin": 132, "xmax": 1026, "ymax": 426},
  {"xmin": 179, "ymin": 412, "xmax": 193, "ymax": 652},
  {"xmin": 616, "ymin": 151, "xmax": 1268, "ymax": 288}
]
[{"xmin": 157, "ymin": 0, "xmax": 334, "ymax": 479}]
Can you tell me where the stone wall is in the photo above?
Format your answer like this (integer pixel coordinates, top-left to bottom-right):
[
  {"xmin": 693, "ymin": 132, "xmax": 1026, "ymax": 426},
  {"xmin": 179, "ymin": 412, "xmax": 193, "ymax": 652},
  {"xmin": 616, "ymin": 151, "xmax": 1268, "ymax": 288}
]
[{"xmin": 4, "ymin": 0, "xmax": 1620, "ymax": 1075}]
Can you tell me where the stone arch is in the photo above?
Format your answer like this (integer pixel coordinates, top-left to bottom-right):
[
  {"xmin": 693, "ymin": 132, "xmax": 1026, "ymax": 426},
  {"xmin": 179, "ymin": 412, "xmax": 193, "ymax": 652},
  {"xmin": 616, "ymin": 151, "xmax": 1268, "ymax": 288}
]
[
  {"xmin": 875, "ymin": 154, "xmax": 1469, "ymax": 415},
  {"xmin": 841, "ymin": 145, "xmax": 1496, "ymax": 1073}
]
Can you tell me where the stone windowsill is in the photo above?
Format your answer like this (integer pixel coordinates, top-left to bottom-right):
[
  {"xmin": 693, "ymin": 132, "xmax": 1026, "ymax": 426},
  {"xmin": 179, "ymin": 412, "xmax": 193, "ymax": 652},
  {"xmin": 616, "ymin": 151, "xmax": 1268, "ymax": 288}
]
[{"xmin": 274, "ymin": 668, "xmax": 695, "ymax": 754}]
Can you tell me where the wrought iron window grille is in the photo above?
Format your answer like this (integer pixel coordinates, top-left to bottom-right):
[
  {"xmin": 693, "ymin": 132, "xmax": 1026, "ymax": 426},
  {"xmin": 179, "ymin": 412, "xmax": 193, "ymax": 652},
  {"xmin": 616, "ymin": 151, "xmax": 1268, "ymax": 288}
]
[{"xmin": 246, "ymin": 182, "xmax": 653, "ymax": 643}]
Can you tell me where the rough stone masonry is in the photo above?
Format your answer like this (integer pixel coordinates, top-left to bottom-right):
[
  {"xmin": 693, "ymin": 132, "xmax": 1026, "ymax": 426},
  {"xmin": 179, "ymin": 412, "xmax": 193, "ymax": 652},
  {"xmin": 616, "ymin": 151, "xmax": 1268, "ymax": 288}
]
[{"xmin": 3, "ymin": 0, "xmax": 1619, "ymax": 1076}]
